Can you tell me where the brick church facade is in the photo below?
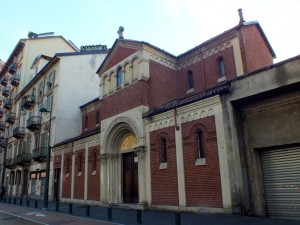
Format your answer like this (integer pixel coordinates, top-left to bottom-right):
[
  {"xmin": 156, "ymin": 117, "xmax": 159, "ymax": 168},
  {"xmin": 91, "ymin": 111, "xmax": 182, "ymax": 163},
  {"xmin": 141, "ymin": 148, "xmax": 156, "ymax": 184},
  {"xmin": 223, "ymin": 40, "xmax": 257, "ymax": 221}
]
[{"xmin": 52, "ymin": 12, "xmax": 275, "ymax": 214}]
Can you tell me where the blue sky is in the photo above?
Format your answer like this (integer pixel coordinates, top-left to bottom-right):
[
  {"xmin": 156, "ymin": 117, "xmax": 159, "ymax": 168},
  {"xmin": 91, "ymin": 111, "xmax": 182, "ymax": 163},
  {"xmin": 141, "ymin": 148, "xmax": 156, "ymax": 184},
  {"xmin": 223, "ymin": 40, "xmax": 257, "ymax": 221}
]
[{"xmin": 1, "ymin": 0, "xmax": 299, "ymax": 63}]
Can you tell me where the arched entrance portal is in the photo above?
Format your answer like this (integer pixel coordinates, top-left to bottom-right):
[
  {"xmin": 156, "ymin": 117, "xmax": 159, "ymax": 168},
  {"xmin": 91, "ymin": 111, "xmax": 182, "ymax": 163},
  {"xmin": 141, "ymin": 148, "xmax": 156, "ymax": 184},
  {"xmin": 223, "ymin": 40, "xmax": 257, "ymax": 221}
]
[{"xmin": 120, "ymin": 135, "xmax": 139, "ymax": 203}]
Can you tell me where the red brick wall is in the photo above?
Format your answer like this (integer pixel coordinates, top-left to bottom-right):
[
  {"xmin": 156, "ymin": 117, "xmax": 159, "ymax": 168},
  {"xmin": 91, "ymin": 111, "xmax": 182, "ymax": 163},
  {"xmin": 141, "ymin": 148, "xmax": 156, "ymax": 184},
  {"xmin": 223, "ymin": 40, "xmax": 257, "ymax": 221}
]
[
  {"xmin": 176, "ymin": 47, "xmax": 236, "ymax": 97},
  {"xmin": 150, "ymin": 126, "xmax": 179, "ymax": 205},
  {"xmin": 181, "ymin": 116, "xmax": 222, "ymax": 207},
  {"xmin": 101, "ymin": 46, "xmax": 137, "ymax": 73},
  {"xmin": 82, "ymin": 108, "xmax": 100, "ymax": 133},
  {"xmin": 99, "ymin": 81, "xmax": 150, "ymax": 120},
  {"xmin": 87, "ymin": 147, "xmax": 100, "ymax": 201},
  {"xmin": 62, "ymin": 153, "xmax": 72, "ymax": 198},
  {"xmin": 148, "ymin": 61, "xmax": 179, "ymax": 109},
  {"xmin": 74, "ymin": 150, "xmax": 85, "ymax": 199},
  {"xmin": 239, "ymin": 25, "xmax": 273, "ymax": 73}
]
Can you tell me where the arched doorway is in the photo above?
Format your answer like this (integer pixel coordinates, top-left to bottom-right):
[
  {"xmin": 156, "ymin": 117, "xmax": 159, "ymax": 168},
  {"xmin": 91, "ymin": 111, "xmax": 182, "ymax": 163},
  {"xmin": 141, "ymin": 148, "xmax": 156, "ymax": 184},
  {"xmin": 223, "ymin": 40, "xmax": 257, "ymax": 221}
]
[{"xmin": 120, "ymin": 134, "xmax": 139, "ymax": 203}]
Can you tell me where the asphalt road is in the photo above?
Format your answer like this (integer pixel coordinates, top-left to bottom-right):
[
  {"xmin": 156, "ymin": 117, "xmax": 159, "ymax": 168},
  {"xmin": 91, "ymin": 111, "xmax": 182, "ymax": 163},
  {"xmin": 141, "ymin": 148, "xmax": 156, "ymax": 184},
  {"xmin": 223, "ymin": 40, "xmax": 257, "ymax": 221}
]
[{"xmin": 0, "ymin": 211, "xmax": 42, "ymax": 225}]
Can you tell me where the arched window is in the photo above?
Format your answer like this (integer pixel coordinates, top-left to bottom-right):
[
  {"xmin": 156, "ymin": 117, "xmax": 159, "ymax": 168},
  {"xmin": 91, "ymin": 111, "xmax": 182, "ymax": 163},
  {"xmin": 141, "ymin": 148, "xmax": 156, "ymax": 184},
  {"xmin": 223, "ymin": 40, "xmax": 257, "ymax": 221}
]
[
  {"xmin": 187, "ymin": 70, "xmax": 194, "ymax": 89},
  {"xmin": 160, "ymin": 138, "xmax": 167, "ymax": 163},
  {"xmin": 116, "ymin": 67, "xmax": 124, "ymax": 87},
  {"xmin": 78, "ymin": 154, "xmax": 83, "ymax": 173},
  {"xmin": 66, "ymin": 157, "xmax": 70, "ymax": 174},
  {"xmin": 92, "ymin": 151, "xmax": 97, "ymax": 171},
  {"xmin": 218, "ymin": 57, "xmax": 226, "ymax": 78},
  {"xmin": 196, "ymin": 130, "xmax": 205, "ymax": 158}
]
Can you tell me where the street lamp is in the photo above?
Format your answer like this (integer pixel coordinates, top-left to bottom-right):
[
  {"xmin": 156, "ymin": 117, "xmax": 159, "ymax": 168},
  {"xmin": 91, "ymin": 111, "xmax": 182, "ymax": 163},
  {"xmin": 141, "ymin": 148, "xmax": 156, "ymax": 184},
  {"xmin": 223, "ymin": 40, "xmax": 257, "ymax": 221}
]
[{"xmin": 39, "ymin": 104, "xmax": 52, "ymax": 209}]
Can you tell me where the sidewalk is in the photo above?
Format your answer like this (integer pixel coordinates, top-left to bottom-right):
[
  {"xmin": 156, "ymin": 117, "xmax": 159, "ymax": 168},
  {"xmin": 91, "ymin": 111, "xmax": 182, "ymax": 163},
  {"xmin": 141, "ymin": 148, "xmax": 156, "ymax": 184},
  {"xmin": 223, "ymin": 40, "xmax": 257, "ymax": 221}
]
[{"xmin": 1, "ymin": 200, "xmax": 300, "ymax": 225}]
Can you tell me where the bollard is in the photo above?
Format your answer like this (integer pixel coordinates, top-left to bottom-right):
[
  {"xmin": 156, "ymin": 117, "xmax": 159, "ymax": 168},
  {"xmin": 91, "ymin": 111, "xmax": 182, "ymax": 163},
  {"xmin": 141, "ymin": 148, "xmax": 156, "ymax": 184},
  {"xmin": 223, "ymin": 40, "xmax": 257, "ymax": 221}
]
[
  {"xmin": 107, "ymin": 206, "xmax": 112, "ymax": 220},
  {"xmin": 69, "ymin": 203, "xmax": 73, "ymax": 214},
  {"xmin": 20, "ymin": 198, "xmax": 22, "ymax": 206},
  {"xmin": 86, "ymin": 205, "xmax": 90, "ymax": 217},
  {"xmin": 14, "ymin": 198, "xmax": 16, "ymax": 204},
  {"xmin": 27, "ymin": 199, "xmax": 30, "ymax": 207},
  {"xmin": 35, "ymin": 200, "xmax": 38, "ymax": 208},
  {"xmin": 137, "ymin": 209, "xmax": 142, "ymax": 224},
  {"xmin": 56, "ymin": 201, "xmax": 59, "ymax": 211},
  {"xmin": 175, "ymin": 212, "xmax": 181, "ymax": 225},
  {"xmin": 8, "ymin": 197, "xmax": 11, "ymax": 203}
]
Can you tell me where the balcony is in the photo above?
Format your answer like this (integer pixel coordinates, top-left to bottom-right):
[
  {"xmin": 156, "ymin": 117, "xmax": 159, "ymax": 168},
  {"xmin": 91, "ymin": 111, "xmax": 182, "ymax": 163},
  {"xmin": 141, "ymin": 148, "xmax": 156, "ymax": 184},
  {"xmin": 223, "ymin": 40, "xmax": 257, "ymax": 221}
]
[
  {"xmin": 13, "ymin": 127, "xmax": 26, "ymax": 139},
  {"xmin": 2, "ymin": 87, "xmax": 10, "ymax": 97},
  {"xmin": 32, "ymin": 147, "xmax": 47, "ymax": 162},
  {"xmin": 0, "ymin": 121, "xmax": 6, "ymax": 131},
  {"xmin": 5, "ymin": 112, "xmax": 16, "ymax": 124},
  {"xmin": 14, "ymin": 153, "xmax": 31, "ymax": 166},
  {"xmin": 0, "ymin": 137, "xmax": 7, "ymax": 148},
  {"xmin": 10, "ymin": 74, "xmax": 20, "ymax": 86},
  {"xmin": 5, "ymin": 158, "xmax": 16, "ymax": 170},
  {"xmin": 21, "ymin": 95, "xmax": 35, "ymax": 110},
  {"xmin": 26, "ymin": 116, "xmax": 41, "ymax": 131},
  {"xmin": 0, "ymin": 76, "xmax": 8, "ymax": 86},
  {"xmin": 3, "ymin": 98, "xmax": 12, "ymax": 110},
  {"xmin": 8, "ymin": 62, "xmax": 17, "ymax": 74},
  {"xmin": 0, "ymin": 108, "xmax": 3, "ymax": 118}
]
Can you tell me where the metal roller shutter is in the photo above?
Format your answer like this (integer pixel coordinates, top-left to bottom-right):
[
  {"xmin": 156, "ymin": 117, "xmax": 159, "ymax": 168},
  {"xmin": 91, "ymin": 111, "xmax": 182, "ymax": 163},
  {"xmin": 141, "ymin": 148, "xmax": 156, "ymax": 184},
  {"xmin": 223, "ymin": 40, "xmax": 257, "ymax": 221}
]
[{"xmin": 260, "ymin": 147, "xmax": 300, "ymax": 220}]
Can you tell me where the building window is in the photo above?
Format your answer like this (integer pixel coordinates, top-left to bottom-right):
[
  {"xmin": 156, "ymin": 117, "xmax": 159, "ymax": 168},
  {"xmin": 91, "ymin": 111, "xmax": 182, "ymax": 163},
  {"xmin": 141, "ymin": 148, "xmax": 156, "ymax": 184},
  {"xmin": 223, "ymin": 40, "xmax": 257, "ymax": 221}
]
[
  {"xmin": 65, "ymin": 157, "xmax": 70, "ymax": 175},
  {"xmin": 92, "ymin": 151, "xmax": 97, "ymax": 171},
  {"xmin": 116, "ymin": 67, "xmax": 124, "ymax": 87},
  {"xmin": 218, "ymin": 57, "xmax": 226, "ymax": 78},
  {"xmin": 160, "ymin": 138, "xmax": 167, "ymax": 163},
  {"xmin": 196, "ymin": 130, "xmax": 205, "ymax": 159},
  {"xmin": 95, "ymin": 111, "xmax": 99, "ymax": 125},
  {"xmin": 187, "ymin": 70, "xmax": 194, "ymax": 90},
  {"xmin": 78, "ymin": 154, "xmax": 83, "ymax": 173}
]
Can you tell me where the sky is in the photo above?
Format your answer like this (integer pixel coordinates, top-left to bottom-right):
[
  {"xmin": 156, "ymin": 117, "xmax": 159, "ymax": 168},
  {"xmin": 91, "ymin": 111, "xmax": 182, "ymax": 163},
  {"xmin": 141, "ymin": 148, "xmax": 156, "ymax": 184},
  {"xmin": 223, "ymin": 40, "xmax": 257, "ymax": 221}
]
[{"xmin": 0, "ymin": 0, "xmax": 299, "ymax": 63}]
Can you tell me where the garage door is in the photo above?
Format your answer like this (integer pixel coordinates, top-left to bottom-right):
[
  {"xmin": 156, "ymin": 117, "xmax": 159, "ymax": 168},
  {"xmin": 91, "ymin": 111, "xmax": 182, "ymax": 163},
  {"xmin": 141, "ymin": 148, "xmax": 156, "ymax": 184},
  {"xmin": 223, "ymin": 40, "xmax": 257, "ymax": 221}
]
[{"xmin": 260, "ymin": 147, "xmax": 300, "ymax": 219}]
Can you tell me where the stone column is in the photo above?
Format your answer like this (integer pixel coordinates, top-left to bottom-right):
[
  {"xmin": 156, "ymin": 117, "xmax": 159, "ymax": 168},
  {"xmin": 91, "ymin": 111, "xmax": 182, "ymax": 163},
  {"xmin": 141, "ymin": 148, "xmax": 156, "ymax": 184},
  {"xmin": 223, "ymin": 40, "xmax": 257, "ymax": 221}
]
[
  {"xmin": 110, "ymin": 154, "xmax": 120, "ymax": 203},
  {"xmin": 60, "ymin": 153, "xmax": 64, "ymax": 200},
  {"xmin": 100, "ymin": 153, "xmax": 109, "ymax": 203},
  {"xmin": 134, "ymin": 146, "xmax": 148, "ymax": 209},
  {"xmin": 84, "ymin": 143, "xmax": 89, "ymax": 201}
]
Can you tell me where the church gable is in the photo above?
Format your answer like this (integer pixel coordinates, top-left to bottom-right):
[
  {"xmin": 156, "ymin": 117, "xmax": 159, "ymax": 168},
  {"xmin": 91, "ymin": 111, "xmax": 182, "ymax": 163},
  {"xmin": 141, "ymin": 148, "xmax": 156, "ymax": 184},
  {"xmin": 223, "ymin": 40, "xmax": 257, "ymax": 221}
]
[{"xmin": 100, "ymin": 45, "xmax": 138, "ymax": 74}]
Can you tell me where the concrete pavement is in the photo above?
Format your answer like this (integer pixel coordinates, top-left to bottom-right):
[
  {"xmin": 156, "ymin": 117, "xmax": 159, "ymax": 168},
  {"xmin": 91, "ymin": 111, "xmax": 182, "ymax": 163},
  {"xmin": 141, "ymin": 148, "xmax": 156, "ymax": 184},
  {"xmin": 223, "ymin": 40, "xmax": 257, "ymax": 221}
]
[{"xmin": 1, "ymin": 200, "xmax": 300, "ymax": 225}]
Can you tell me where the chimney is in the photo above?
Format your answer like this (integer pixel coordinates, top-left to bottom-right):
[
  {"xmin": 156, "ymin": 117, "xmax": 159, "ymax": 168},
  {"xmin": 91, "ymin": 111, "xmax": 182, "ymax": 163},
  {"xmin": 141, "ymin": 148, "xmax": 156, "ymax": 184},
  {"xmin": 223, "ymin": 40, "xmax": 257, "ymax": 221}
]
[{"xmin": 238, "ymin": 8, "xmax": 245, "ymax": 24}]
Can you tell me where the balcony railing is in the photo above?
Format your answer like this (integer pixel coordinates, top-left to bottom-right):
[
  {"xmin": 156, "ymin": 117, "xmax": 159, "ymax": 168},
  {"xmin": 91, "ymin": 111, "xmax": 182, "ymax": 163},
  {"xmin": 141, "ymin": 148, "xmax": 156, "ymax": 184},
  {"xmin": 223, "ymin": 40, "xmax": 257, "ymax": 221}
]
[
  {"xmin": 21, "ymin": 95, "xmax": 35, "ymax": 110},
  {"xmin": 3, "ymin": 98, "xmax": 12, "ymax": 110},
  {"xmin": 26, "ymin": 116, "xmax": 41, "ymax": 131},
  {"xmin": 2, "ymin": 86, "xmax": 10, "ymax": 97},
  {"xmin": 32, "ymin": 147, "xmax": 47, "ymax": 162},
  {"xmin": 5, "ymin": 112, "xmax": 16, "ymax": 124},
  {"xmin": 10, "ymin": 73, "xmax": 20, "ymax": 86},
  {"xmin": 0, "ymin": 76, "xmax": 8, "ymax": 86},
  {"xmin": 5, "ymin": 158, "xmax": 16, "ymax": 169},
  {"xmin": 0, "ymin": 108, "xmax": 3, "ymax": 118},
  {"xmin": 14, "ymin": 153, "xmax": 31, "ymax": 166},
  {"xmin": 13, "ymin": 127, "xmax": 26, "ymax": 139},
  {"xmin": 8, "ymin": 62, "xmax": 17, "ymax": 74},
  {"xmin": 0, "ymin": 137, "xmax": 7, "ymax": 148},
  {"xmin": 0, "ymin": 121, "xmax": 6, "ymax": 131}
]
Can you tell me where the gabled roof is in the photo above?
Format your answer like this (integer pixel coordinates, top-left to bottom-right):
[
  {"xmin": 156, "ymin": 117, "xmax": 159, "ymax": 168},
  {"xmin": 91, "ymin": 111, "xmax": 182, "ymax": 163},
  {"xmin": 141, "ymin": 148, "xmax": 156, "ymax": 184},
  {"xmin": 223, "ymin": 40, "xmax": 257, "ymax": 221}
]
[
  {"xmin": 97, "ymin": 21, "xmax": 275, "ymax": 75},
  {"xmin": 96, "ymin": 39, "xmax": 177, "ymax": 74}
]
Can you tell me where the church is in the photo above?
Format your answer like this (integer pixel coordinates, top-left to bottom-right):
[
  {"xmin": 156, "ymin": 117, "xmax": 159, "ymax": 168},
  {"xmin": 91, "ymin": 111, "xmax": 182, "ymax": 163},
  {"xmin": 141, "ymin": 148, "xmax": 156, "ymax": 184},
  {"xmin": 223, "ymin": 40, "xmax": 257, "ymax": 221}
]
[{"xmin": 52, "ymin": 9, "xmax": 284, "ymax": 216}]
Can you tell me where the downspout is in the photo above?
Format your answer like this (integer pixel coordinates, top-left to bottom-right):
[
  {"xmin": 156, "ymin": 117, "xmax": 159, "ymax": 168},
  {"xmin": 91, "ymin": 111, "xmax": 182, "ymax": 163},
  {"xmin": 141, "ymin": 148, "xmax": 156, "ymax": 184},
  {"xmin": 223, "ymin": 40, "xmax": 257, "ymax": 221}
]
[{"xmin": 174, "ymin": 108, "xmax": 180, "ymax": 131}]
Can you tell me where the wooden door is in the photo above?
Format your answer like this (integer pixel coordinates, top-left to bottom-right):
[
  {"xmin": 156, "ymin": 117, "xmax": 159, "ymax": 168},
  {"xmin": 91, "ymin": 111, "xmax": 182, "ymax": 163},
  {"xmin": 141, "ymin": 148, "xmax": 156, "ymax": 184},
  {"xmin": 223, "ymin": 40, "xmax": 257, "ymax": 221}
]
[{"xmin": 123, "ymin": 152, "xmax": 138, "ymax": 203}]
